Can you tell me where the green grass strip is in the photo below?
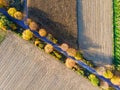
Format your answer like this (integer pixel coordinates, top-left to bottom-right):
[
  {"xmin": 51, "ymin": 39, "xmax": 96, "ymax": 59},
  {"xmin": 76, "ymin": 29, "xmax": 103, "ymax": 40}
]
[
  {"xmin": 0, "ymin": 29, "xmax": 6, "ymax": 44},
  {"xmin": 113, "ymin": 0, "xmax": 120, "ymax": 71}
]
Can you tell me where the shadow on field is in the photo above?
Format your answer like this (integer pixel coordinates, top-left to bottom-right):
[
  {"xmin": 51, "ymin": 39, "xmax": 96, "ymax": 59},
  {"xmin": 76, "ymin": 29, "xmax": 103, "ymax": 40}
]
[
  {"xmin": 28, "ymin": 0, "xmax": 113, "ymax": 65},
  {"xmin": 28, "ymin": 7, "xmax": 77, "ymax": 49},
  {"xmin": 77, "ymin": 0, "xmax": 113, "ymax": 65}
]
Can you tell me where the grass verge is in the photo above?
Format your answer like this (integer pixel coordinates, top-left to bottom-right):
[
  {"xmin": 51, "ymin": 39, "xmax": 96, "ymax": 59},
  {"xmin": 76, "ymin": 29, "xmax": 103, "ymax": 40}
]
[
  {"xmin": 113, "ymin": 0, "xmax": 120, "ymax": 71},
  {"xmin": 0, "ymin": 29, "xmax": 6, "ymax": 44}
]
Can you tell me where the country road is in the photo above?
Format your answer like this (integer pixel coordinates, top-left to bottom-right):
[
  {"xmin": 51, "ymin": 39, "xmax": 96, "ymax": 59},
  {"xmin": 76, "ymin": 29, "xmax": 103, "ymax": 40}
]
[{"xmin": 0, "ymin": 0, "xmax": 113, "ymax": 89}]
